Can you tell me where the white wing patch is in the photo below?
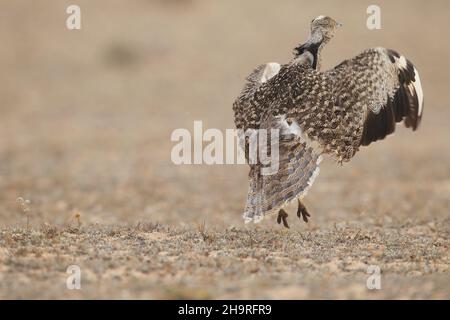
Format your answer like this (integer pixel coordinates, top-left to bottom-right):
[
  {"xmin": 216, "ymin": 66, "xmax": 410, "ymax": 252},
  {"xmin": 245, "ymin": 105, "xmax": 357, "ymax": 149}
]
[
  {"xmin": 260, "ymin": 62, "xmax": 281, "ymax": 83},
  {"xmin": 392, "ymin": 54, "xmax": 424, "ymax": 119},
  {"xmin": 395, "ymin": 55, "xmax": 408, "ymax": 71},
  {"xmin": 411, "ymin": 66, "xmax": 424, "ymax": 116}
]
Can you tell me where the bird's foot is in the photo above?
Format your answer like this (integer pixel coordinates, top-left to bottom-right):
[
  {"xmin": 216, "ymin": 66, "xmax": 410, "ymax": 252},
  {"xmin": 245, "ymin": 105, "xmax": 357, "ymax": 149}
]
[
  {"xmin": 277, "ymin": 209, "xmax": 290, "ymax": 228},
  {"xmin": 297, "ymin": 200, "xmax": 310, "ymax": 223}
]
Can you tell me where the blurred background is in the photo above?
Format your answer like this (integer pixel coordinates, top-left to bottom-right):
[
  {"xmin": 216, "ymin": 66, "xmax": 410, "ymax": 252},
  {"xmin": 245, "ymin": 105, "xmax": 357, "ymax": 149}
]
[{"xmin": 0, "ymin": 0, "xmax": 449, "ymax": 228}]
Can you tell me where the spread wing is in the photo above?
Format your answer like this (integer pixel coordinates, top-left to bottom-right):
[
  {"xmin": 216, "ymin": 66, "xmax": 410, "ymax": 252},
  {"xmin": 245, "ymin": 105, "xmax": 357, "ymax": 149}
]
[
  {"xmin": 233, "ymin": 62, "xmax": 281, "ymax": 132},
  {"xmin": 326, "ymin": 47, "xmax": 424, "ymax": 148}
]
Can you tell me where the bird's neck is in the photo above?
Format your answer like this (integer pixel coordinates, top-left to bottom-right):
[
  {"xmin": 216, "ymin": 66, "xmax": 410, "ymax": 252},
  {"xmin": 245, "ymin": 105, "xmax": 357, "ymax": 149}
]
[{"xmin": 293, "ymin": 31, "xmax": 325, "ymax": 71}]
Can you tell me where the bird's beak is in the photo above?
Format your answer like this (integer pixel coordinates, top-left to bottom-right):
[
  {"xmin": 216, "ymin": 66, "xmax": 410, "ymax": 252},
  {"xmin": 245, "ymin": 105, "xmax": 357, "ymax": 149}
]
[{"xmin": 336, "ymin": 21, "xmax": 343, "ymax": 28}]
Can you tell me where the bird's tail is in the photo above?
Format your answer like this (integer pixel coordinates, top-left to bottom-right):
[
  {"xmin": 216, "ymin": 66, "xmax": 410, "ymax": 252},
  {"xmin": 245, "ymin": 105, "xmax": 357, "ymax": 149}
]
[{"xmin": 243, "ymin": 135, "xmax": 322, "ymax": 223}]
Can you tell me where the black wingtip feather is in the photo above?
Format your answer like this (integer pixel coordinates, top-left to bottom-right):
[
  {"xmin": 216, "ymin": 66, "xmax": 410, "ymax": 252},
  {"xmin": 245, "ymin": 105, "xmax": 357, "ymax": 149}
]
[
  {"xmin": 387, "ymin": 49, "xmax": 422, "ymax": 130},
  {"xmin": 360, "ymin": 49, "xmax": 423, "ymax": 146},
  {"xmin": 361, "ymin": 95, "xmax": 396, "ymax": 146}
]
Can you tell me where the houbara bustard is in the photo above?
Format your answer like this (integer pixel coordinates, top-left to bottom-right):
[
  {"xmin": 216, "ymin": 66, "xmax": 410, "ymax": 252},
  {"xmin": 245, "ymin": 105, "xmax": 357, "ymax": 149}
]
[{"xmin": 233, "ymin": 16, "xmax": 424, "ymax": 228}]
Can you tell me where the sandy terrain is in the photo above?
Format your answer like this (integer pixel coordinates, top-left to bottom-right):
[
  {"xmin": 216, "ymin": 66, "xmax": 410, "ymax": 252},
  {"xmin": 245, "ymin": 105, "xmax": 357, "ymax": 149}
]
[{"xmin": 0, "ymin": 0, "xmax": 449, "ymax": 299}]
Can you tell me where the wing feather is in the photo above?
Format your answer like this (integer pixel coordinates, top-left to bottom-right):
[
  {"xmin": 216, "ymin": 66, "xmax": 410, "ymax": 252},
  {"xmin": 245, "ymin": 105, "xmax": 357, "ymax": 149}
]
[{"xmin": 327, "ymin": 48, "xmax": 424, "ymax": 148}]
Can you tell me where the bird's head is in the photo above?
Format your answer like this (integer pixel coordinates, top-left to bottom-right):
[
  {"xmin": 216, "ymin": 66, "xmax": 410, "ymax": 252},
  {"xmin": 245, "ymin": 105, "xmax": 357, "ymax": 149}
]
[
  {"xmin": 293, "ymin": 16, "xmax": 342, "ymax": 69},
  {"xmin": 310, "ymin": 16, "xmax": 342, "ymax": 43}
]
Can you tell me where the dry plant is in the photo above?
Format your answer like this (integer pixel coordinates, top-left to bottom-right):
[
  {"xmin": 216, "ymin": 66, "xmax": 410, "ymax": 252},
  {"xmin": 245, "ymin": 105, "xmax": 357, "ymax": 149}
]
[
  {"xmin": 196, "ymin": 220, "xmax": 215, "ymax": 243},
  {"xmin": 42, "ymin": 222, "xmax": 60, "ymax": 239},
  {"xmin": 16, "ymin": 197, "xmax": 31, "ymax": 229},
  {"xmin": 65, "ymin": 209, "xmax": 83, "ymax": 228}
]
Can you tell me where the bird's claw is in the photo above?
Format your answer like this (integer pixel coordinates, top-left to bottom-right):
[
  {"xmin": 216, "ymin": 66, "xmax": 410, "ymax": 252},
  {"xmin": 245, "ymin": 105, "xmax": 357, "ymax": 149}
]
[
  {"xmin": 297, "ymin": 201, "xmax": 310, "ymax": 223},
  {"xmin": 277, "ymin": 209, "xmax": 290, "ymax": 228}
]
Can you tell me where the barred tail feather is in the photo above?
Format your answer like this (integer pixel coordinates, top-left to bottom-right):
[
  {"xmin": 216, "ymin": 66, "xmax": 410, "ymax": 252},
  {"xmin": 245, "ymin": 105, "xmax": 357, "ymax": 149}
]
[{"xmin": 243, "ymin": 138, "xmax": 322, "ymax": 223}]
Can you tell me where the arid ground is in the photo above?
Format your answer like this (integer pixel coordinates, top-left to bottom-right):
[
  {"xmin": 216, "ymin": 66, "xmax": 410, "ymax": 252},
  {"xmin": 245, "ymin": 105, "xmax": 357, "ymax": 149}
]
[{"xmin": 0, "ymin": 0, "xmax": 449, "ymax": 299}]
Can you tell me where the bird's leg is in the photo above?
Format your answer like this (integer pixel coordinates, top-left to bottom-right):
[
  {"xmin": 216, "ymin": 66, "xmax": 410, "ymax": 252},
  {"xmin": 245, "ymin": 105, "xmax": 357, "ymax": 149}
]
[
  {"xmin": 277, "ymin": 209, "xmax": 290, "ymax": 228},
  {"xmin": 297, "ymin": 199, "xmax": 311, "ymax": 223}
]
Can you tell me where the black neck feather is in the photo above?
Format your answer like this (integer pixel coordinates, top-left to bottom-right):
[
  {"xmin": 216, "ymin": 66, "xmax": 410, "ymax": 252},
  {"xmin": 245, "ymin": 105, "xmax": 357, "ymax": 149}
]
[{"xmin": 294, "ymin": 41, "xmax": 321, "ymax": 69}]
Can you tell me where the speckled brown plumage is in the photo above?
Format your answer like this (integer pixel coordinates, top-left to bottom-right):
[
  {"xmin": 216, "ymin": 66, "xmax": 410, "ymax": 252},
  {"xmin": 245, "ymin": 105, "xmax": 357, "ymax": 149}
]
[{"xmin": 233, "ymin": 16, "xmax": 424, "ymax": 224}]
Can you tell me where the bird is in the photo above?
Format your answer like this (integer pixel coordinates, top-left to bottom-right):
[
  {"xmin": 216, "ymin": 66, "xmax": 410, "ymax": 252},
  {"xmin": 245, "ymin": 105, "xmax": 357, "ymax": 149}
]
[{"xmin": 232, "ymin": 16, "xmax": 424, "ymax": 228}]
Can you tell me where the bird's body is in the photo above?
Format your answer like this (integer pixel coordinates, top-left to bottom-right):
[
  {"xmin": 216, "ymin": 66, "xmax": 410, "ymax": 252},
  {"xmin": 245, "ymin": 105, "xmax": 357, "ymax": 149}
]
[{"xmin": 233, "ymin": 16, "xmax": 424, "ymax": 225}]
